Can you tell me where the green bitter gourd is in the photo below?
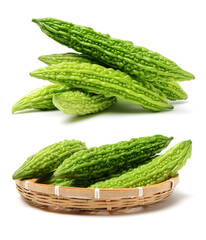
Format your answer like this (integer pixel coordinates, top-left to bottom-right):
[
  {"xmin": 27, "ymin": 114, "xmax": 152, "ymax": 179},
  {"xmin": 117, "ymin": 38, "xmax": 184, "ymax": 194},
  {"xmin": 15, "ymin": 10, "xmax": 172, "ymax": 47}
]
[
  {"xmin": 36, "ymin": 159, "xmax": 152, "ymax": 187},
  {"xmin": 12, "ymin": 84, "xmax": 71, "ymax": 113},
  {"xmin": 30, "ymin": 62, "xmax": 173, "ymax": 112},
  {"xmin": 53, "ymin": 135, "xmax": 173, "ymax": 180},
  {"xmin": 32, "ymin": 18, "xmax": 194, "ymax": 82},
  {"xmin": 36, "ymin": 174, "xmax": 106, "ymax": 188},
  {"xmin": 12, "ymin": 139, "xmax": 87, "ymax": 180},
  {"xmin": 89, "ymin": 140, "xmax": 192, "ymax": 188},
  {"xmin": 53, "ymin": 90, "xmax": 117, "ymax": 115},
  {"xmin": 12, "ymin": 83, "xmax": 117, "ymax": 115},
  {"xmin": 38, "ymin": 52, "xmax": 98, "ymax": 65},
  {"xmin": 151, "ymin": 80, "xmax": 188, "ymax": 101},
  {"xmin": 39, "ymin": 52, "xmax": 188, "ymax": 101}
]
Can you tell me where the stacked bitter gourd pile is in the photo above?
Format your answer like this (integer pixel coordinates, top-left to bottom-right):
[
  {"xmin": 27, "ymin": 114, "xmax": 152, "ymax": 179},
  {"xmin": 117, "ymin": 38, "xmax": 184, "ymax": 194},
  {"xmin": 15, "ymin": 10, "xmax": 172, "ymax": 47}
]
[
  {"xmin": 12, "ymin": 18, "xmax": 194, "ymax": 115},
  {"xmin": 12, "ymin": 135, "xmax": 192, "ymax": 189}
]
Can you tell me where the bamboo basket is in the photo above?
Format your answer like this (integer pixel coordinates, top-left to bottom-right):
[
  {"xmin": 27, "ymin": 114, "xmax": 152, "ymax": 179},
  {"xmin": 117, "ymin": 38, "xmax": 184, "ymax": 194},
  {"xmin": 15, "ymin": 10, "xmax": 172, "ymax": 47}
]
[{"xmin": 15, "ymin": 174, "xmax": 179, "ymax": 213}]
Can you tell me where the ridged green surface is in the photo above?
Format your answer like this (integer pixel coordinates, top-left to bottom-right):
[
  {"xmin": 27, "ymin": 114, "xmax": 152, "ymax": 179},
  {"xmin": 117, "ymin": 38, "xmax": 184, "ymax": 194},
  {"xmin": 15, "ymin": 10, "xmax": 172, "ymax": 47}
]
[
  {"xmin": 53, "ymin": 91, "xmax": 117, "ymax": 115},
  {"xmin": 39, "ymin": 52, "xmax": 97, "ymax": 65},
  {"xmin": 36, "ymin": 161, "xmax": 149, "ymax": 187},
  {"xmin": 12, "ymin": 140, "xmax": 87, "ymax": 180},
  {"xmin": 12, "ymin": 84, "xmax": 71, "ymax": 113},
  {"xmin": 151, "ymin": 80, "xmax": 188, "ymax": 101},
  {"xmin": 36, "ymin": 174, "xmax": 106, "ymax": 188},
  {"xmin": 36, "ymin": 172, "xmax": 76, "ymax": 187},
  {"xmin": 90, "ymin": 140, "xmax": 192, "ymax": 188},
  {"xmin": 53, "ymin": 135, "xmax": 173, "ymax": 180},
  {"xmin": 32, "ymin": 18, "xmax": 194, "ymax": 82},
  {"xmin": 39, "ymin": 52, "xmax": 188, "ymax": 101},
  {"xmin": 30, "ymin": 62, "xmax": 173, "ymax": 112}
]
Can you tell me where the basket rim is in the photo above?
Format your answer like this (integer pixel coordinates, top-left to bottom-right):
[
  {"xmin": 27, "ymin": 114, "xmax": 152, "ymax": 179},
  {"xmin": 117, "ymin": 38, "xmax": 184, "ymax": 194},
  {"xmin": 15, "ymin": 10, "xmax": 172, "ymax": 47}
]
[{"xmin": 15, "ymin": 174, "xmax": 179, "ymax": 200}]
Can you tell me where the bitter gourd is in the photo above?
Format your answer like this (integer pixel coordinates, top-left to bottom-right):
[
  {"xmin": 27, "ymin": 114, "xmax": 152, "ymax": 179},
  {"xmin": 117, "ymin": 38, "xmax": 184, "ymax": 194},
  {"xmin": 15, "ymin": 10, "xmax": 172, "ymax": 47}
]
[
  {"xmin": 39, "ymin": 52, "xmax": 188, "ymax": 101},
  {"xmin": 12, "ymin": 139, "xmax": 86, "ymax": 180},
  {"xmin": 30, "ymin": 62, "xmax": 173, "ymax": 112},
  {"xmin": 38, "ymin": 52, "xmax": 98, "ymax": 65},
  {"xmin": 89, "ymin": 140, "xmax": 192, "ymax": 188},
  {"xmin": 32, "ymin": 18, "xmax": 194, "ymax": 82},
  {"xmin": 12, "ymin": 83, "xmax": 116, "ymax": 115},
  {"xmin": 12, "ymin": 84, "xmax": 71, "ymax": 113},
  {"xmin": 36, "ymin": 160, "xmax": 151, "ymax": 187},
  {"xmin": 151, "ymin": 80, "xmax": 188, "ymax": 101},
  {"xmin": 36, "ymin": 174, "xmax": 104, "ymax": 188},
  {"xmin": 53, "ymin": 135, "xmax": 173, "ymax": 180},
  {"xmin": 36, "ymin": 172, "xmax": 76, "ymax": 187},
  {"xmin": 36, "ymin": 175, "xmax": 92, "ymax": 188},
  {"xmin": 53, "ymin": 91, "xmax": 117, "ymax": 115}
]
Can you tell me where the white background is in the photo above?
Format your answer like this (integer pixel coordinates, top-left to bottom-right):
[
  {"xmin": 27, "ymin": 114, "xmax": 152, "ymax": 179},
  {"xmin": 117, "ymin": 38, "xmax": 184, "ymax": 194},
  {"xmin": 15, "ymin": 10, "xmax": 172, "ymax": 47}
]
[{"xmin": 1, "ymin": 0, "xmax": 205, "ymax": 239}]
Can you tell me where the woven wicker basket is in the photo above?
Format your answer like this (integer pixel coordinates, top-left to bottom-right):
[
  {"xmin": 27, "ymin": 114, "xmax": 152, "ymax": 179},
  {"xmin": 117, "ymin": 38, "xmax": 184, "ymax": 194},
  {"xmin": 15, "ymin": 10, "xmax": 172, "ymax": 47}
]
[{"xmin": 15, "ymin": 174, "xmax": 179, "ymax": 213}]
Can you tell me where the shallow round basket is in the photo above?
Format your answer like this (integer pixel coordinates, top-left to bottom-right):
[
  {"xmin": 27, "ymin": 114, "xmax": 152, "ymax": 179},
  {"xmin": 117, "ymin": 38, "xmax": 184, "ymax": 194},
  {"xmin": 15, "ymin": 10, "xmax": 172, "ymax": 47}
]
[{"xmin": 15, "ymin": 174, "xmax": 178, "ymax": 212}]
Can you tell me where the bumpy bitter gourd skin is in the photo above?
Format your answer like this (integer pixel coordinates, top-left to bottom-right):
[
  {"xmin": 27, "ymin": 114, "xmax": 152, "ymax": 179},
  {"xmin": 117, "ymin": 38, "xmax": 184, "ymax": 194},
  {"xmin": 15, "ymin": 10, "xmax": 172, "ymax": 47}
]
[
  {"xmin": 32, "ymin": 18, "xmax": 194, "ymax": 82},
  {"xmin": 30, "ymin": 62, "xmax": 173, "ymax": 112},
  {"xmin": 12, "ymin": 140, "xmax": 87, "ymax": 180},
  {"xmin": 39, "ymin": 52, "xmax": 98, "ymax": 65},
  {"xmin": 40, "ymin": 52, "xmax": 188, "ymax": 101},
  {"xmin": 151, "ymin": 80, "xmax": 188, "ymax": 101},
  {"xmin": 36, "ymin": 174, "xmax": 106, "ymax": 188},
  {"xmin": 89, "ymin": 140, "xmax": 192, "ymax": 188},
  {"xmin": 53, "ymin": 91, "xmax": 117, "ymax": 115},
  {"xmin": 36, "ymin": 172, "xmax": 76, "ymax": 187},
  {"xmin": 36, "ymin": 161, "xmax": 149, "ymax": 187},
  {"xmin": 53, "ymin": 135, "xmax": 173, "ymax": 180},
  {"xmin": 37, "ymin": 177, "xmax": 106, "ymax": 188},
  {"xmin": 12, "ymin": 84, "xmax": 71, "ymax": 113}
]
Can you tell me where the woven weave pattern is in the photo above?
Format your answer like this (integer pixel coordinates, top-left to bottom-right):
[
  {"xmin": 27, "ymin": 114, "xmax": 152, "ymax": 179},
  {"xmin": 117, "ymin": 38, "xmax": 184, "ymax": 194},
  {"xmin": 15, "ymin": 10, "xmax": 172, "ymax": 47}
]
[{"xmin": 15, "ymin": 174, "xmax": 178, "ymax": 211}]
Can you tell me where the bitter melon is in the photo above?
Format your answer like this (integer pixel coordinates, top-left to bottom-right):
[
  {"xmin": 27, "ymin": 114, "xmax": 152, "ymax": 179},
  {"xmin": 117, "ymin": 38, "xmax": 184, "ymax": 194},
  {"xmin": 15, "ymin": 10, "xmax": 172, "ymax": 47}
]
[
  {"xmin": 36, "ymin": 160, "xmax": 151, "ymax": 187},
  {"xmin": 32, "ymin": 18, "xmax": 194, "ymax": 82},
  {"xmin": 36, "ymin": 172, "xmax": 76, "ymax": 187},
  {"xmin": 53, "ymin": 135, "xmax": 173, "ymax": 180},
  {"xmin": 39, "ymin": 52, "xmax": 188, "ymax": 101},
  {"xmin": 38, "ymin": 52, "xmax": 98, "ymax": 65},
  {"xmin": 36, "ymin": 174, "xmax": 104, "ymax": 188},
  {"xmin": 12, "ymin": 84, "xmax": 71, "ymax": 113},
  {"xmin": 12, "ymin": 139, "xmax": 86, "ymax": 180},
  {"xmin": 30, "ymin": 62, "xmax": 173, "ymax": 112},
  {"xmin": 89, "ymin": 140, "xmax": 192, "ymax": 188},
  {"xmin": 53, "ymin": 91, "xmax": 117, "ymax": 115},
  {"xmin": 151, "ymin": 80, "xmax": 188, "ymax": 101}
]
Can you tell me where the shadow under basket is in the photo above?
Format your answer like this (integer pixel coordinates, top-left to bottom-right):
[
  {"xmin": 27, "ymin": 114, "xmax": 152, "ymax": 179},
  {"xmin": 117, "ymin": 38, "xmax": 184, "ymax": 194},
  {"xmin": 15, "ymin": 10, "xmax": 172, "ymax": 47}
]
[{"xmin": 15, "ymin": 174, "xmax": 179, "ymax": 212}]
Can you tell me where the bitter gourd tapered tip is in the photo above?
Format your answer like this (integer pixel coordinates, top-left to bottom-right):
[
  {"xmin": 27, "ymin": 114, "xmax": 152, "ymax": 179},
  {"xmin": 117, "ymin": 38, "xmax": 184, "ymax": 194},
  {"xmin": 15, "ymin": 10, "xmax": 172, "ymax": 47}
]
[
  {"xmin": 182, "ymin": 70, "xmax": 195, "ymax": 81},
  {"xmin": 190, "ymin": 73, "xmax": 195, "ymax": 80},
  {"xmin": 166, "ymin": 103, "xmax": 174, "ymax": 110},
  {"xmin": 32, "ymin": 18, "xmax": 39, "ymax": 24},
  {"xmin": 30, "ymin": 69, "xmax": 46, "ymax": 81},
  {"xmin": 168, "ymin": 136, "xmax": 174, "ymax": 142},
  {"xmin": 12, "ymin": 171, "xmax": 20, "ymax": 180},
  {"xmin": 12, "ymin": 174, "xmax": 17, "ymax": 180},
  {"xmin": 187, "ymin": 139, "xmax": 192, "ymax": 145},
  {"xmin": 12, "ymin": 102, "xmax": 22, "ymax": 114},
  {"xmin": 12, "ymin": 106, "xmax": 15, "ymax": 114},
  {"xmin": 38, "ymin": 56, "xmax": 45, "ymax": 62},
  {"xmin": 38, "ymin": 55, "xmax": 50, "ymax": 65},
  {"xmin": 32, "ymin": 18, "xmax": 44, "ymax": 28},
  {"xmin": 29, "ymin": 70, "xmax": 40, "ymax": 79}
]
